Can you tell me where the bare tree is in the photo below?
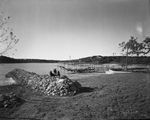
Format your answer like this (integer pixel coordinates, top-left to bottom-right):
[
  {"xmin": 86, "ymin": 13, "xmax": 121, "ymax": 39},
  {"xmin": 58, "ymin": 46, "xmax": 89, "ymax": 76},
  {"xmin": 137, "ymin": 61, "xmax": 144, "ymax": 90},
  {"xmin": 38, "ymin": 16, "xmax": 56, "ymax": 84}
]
[{"xmin": 0, "ymin": 11, "xmax": 19, "ymax": 56}]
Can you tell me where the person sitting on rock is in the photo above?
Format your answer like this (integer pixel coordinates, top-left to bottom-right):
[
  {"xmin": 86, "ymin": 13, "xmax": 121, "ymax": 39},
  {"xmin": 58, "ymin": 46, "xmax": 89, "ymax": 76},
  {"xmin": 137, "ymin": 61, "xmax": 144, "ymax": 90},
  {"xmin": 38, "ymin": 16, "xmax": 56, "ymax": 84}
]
[
  {"xmin": 57, "ymin": 71, "xmax": 60, "ymax": 78},
  {"xmin": 50, "ymin": 71, "xmax": 55, "ymax": 77},
  {"xmin": 50, "ymin": 71, "xmax": 56, "ymax": 81},
  {"xmin": 53, "ymin": 69, "xmax": 57, "ymax": 76}
]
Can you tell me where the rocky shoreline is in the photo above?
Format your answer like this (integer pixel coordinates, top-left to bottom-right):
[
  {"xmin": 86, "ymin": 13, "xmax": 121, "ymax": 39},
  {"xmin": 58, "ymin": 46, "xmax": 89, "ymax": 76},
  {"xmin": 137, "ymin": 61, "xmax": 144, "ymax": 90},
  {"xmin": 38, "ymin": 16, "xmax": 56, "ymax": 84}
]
[{"xmin": 5, "ymin": 68, "xmax": 82, "ymax": 96}]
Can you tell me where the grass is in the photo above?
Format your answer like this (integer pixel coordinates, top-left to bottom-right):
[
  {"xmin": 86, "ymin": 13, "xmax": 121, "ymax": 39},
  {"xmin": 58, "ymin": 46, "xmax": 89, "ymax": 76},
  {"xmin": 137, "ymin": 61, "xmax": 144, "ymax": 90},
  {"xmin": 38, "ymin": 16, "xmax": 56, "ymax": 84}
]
[{"xmin": 0, "ymin": 72, "xmax": 150, "ymax": 120}]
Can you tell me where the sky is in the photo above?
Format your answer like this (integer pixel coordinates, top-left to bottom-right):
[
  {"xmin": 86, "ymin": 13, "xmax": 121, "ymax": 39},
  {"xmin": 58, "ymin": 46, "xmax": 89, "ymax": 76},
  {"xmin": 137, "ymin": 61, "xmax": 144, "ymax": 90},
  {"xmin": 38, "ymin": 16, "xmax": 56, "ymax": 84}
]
[{"xmin": 0, "ymin": 0, "xmax": 150, "ymax": 60}]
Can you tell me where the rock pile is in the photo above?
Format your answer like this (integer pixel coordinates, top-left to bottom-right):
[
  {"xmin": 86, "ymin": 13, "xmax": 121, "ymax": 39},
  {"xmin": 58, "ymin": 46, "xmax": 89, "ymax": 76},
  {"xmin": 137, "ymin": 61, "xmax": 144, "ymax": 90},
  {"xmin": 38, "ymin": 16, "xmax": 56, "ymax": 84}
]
[
  {"xmin": 5, "ymin": 69, "xmax": 82, "ymax": 96},
  {"xmin": 0, "ymin": 92, "xmax": 25, "ymax": 108}
]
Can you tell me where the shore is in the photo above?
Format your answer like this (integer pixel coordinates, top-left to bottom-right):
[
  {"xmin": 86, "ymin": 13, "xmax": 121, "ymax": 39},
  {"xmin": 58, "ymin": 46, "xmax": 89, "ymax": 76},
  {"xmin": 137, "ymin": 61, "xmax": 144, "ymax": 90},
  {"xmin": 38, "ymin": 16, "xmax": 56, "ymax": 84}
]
[{"xmin": 0, "ymin": 72, "xmax": 150, "ymax": 119}]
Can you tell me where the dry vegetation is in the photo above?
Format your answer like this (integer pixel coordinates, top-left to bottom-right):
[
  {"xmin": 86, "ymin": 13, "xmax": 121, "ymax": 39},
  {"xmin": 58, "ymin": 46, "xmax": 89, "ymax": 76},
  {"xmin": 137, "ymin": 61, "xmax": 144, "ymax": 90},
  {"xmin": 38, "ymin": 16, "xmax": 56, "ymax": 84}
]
[{"xmin": 0, "ymin": 72, "xmax": 150, "ymax": 120}]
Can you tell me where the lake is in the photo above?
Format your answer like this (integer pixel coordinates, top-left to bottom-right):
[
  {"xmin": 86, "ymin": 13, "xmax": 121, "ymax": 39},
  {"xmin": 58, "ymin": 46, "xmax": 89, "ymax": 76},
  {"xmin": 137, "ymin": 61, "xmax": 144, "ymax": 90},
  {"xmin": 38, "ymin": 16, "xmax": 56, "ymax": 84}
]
[
  {"xmin": 0, "ymin": 63, "xmax": 105, "ymax": 85},
  {"xmin": 0, "ymin": 63, "xmax": 62, "ymax": 85}
]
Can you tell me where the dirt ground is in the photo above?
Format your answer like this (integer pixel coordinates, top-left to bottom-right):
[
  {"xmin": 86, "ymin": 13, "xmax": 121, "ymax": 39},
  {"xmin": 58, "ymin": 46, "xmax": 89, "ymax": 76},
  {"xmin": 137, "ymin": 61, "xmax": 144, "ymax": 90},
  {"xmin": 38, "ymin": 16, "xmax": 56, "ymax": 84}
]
[{"xmin": 0, "ymin": 72, "xmax": 150, "ymax": 120}]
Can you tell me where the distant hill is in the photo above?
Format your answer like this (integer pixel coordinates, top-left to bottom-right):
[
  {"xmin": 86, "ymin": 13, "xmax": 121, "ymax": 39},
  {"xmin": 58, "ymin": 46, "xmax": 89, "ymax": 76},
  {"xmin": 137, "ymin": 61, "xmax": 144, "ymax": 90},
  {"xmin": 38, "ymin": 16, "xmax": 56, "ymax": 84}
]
[
  {"xmin": 0, "ymin": 56, "xmax": 59, "ymax": 63},
  {"xmin": 78, "ymin": 55, "xmax": 150, "ymax": 65},
  {"xmin": 1, "ymin": 55, "xmax": 150, "ymax": 64}
]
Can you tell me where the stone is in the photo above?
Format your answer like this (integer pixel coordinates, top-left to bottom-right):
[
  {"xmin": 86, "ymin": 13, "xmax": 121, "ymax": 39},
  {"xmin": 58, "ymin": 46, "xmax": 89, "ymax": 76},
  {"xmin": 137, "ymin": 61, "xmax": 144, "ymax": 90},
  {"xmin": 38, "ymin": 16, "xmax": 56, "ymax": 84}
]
[
  {"xmin": 5, "ymin": 68, "xmax": 82, "ymax": 96},
  {"xmin": 0, "ymin": 93, "xmax": 25, "ymax": 108}
]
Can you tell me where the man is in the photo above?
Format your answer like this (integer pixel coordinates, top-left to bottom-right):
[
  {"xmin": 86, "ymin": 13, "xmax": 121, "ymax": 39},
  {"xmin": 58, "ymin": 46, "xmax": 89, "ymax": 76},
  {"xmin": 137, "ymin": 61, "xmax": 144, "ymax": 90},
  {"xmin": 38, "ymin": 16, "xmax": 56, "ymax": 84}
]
[
  {"xmin": 49, "ymin": 71, "xmax": 55, "ymax": 81},
  {"xmin": 53, "ymin": 69, "xmax": 57, "ymax": 76}
]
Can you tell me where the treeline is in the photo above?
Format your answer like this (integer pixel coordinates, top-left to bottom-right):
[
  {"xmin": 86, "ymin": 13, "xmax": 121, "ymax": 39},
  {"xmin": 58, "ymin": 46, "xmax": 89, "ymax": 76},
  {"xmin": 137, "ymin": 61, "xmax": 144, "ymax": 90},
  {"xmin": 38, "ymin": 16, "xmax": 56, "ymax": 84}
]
[
  {"xmin": 1, "ymin": 55, "xmax": 150, "ymax": 65},
  {"xmin": 79, "ymin": 56, "xmax": 150, "ymax": 65},
  {"xmin": 0, "ymin": 56, "xmax": 59, "ymax": 63}
]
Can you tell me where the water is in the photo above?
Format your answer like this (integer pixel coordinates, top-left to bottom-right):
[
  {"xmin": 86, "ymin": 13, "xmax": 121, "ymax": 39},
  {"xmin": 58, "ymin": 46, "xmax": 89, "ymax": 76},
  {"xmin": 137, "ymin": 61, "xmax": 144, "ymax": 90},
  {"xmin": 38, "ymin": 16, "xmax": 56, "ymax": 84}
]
[
  {"xmin": 0, "ymin": 63, "xmax": 123, "ymax": 85},
  {"xmin": 0, "ymin": 63, "xmax": 60, "ymax": 84},
  {"xmin": 0, "ymin": 63, "xmax": 106, "ymax": 85}
]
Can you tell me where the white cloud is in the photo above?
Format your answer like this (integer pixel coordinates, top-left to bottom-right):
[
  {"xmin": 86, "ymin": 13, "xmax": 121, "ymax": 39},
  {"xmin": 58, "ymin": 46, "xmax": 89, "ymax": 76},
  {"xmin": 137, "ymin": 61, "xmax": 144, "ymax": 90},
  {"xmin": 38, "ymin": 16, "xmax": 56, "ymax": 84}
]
[{"xmin": 136, "ymin": 23, "xmax": 143, "ymax": 35}]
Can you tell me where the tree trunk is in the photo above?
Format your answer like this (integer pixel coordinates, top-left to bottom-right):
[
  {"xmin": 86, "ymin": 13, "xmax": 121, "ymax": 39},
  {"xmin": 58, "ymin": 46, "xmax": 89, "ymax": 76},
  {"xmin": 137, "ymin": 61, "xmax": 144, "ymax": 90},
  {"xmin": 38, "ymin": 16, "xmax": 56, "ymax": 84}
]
[{"xmin": 125, "ymin": 48, "xmax": 128, "ymax": 70}]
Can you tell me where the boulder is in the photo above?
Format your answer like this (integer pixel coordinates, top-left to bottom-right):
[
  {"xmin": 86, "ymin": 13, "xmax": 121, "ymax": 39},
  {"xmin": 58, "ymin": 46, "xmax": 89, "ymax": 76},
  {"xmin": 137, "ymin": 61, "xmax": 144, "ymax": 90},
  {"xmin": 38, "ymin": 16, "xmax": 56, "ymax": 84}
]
[
  {"xmin": 0, "ymin": 92, "xmax": 25, "ymax": 108},
  {"xmin": 5, "ymin": 68, "xmax": 40, "ymax": 85},
  {"xmin": 5, "ymin": 69, "xmax": 82, "ymax": 96}
]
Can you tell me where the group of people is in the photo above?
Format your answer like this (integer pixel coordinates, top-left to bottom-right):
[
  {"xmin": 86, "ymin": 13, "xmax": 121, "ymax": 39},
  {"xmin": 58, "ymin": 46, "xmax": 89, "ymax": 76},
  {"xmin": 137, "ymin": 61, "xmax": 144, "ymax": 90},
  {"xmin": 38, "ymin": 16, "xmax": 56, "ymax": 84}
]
[{"xmin": 49, "ymin": 68, "xmax": 60, "ymax": 78}]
